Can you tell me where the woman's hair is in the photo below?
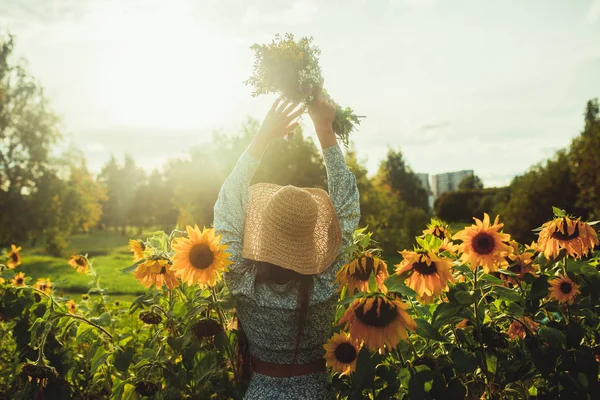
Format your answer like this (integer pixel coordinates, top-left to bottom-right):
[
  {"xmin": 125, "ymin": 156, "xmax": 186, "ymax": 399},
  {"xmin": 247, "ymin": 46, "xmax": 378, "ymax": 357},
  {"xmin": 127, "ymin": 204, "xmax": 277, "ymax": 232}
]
[{"xmin": 234, "ymin": 261, "xmax": 314, "ymax": 380}]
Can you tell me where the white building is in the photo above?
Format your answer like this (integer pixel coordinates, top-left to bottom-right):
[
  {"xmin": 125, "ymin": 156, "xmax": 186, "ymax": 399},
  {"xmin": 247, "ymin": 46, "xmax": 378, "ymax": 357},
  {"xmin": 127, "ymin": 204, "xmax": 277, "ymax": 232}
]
[{"xmin": 431, "ymin": 170, "xmax": 474, "ymax": 199}]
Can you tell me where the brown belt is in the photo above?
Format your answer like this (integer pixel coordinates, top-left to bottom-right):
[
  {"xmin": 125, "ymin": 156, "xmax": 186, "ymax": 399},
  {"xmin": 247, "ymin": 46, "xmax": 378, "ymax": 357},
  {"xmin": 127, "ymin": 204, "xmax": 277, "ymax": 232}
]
[{"xmin": 250, "ymin": 356, "xmax": 326, "ymax": 377}]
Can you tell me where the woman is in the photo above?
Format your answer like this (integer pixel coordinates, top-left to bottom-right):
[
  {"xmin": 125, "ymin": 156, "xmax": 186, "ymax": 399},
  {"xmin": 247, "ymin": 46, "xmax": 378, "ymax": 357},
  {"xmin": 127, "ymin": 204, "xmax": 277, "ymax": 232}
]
[{"xmin": 213, "ymin": 90, "xmax": 360, "ymax": 399}]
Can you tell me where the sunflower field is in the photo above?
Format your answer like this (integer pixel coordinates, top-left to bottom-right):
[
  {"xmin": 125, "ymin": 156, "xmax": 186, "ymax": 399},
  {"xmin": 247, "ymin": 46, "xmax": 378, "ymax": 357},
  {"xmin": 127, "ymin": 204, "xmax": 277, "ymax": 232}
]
[{"xmin": 1, "ymin": 208, "xmax": 599, "ymax": 399}]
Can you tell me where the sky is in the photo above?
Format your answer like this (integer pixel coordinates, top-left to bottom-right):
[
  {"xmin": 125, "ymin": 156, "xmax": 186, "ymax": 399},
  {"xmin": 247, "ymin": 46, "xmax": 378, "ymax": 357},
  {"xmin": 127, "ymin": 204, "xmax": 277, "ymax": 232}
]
[{"xmin": 1, "ymin": 0, "xmax": 599, "ymax": 187}]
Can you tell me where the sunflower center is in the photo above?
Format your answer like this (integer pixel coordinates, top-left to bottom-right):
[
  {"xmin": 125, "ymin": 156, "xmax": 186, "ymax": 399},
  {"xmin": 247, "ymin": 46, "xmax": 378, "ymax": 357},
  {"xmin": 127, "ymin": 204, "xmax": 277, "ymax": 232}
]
[
  {"xmin": 412, "ymin": 261, "xmax": 437, "ymax": 276},
  {"xmin": 76, "ymin": 257, "xmax": 86, "ymax": 266},
  {"xmin": 551, "ymin": 225, "xmax": 580, "ymax": 241},
  {"xmin": 472, "ymin": 233, "xmax": 495, "ymax": 255},
  {"xmin": 354, "ymin": 298, "xmax": 398, "ymax": 327},
  {"xmin": 559, "ymin": 282, "xmax": 572, "ymax": 294},
  {"xmin": 10, "ymin": 252, "xmax": 19, "ymax": 263},
  {"xmin": 16, "ymin": 277, "xmax": 23, "ymax": 284},
  {"xmin": 509, "ymin": 264, "xmax": 522, "ymax": 274},
  {"xmin": 189, "ymin": 244, "xmax": 214, "ymax": 270},
  {"xmin": 334, "ymin": 342, "xmax": 357, "ymax": 364},
  {"xmin": 432, "ymin": 228, "xmax": 445, "ymax": 239},
  {"xmin": 352, "ymin": 257, "xmax": 375, "ymax": 281}
]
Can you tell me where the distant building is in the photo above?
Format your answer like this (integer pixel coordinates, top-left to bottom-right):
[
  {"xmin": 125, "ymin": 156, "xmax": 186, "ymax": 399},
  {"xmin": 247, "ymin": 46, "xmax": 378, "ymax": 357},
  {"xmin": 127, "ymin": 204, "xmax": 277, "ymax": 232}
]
[
  {"xmin": 431, "ymin": 170, "xmax": 474, "ymax": 199},
  {"xmin": 415, "ymin": 173, "xmax": 435, "ymax": 210}
]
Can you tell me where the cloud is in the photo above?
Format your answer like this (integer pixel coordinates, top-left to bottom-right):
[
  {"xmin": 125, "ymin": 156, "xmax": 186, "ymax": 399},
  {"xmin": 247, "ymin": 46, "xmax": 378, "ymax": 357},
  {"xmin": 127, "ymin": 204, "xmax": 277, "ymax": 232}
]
[
  {"xmin": 242, "ymin": 0, "xmax": 318, "ymax": 26},
  {"xmin": 422, "ymin": 121, "xmax": 450, "ymax": 131},
  {"xmin": 588, "ymin": 0, "xmax": 600, "ymax": 23}
]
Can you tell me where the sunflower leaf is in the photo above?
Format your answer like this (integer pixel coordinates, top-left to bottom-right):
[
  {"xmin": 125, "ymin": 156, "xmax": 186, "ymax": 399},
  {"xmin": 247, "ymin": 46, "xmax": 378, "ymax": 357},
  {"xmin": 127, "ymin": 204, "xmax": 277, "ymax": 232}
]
[
  {"xmin": 120, "ymin": 260, "xmax": 143, "ymax": 274},
  {"xmin": 384, "ymin": 275, "xmax": 417, "ymax": 297},
  {"xmin": 432, "ymin": 303, "xmax": 464, "ymax": 328},
  {"xmin": 368, "ymin": 271, "xmax": 378, "ymax": 293},
  {"xmin": 337, "ymin": 292, "xmax": 361, "ymax": 306},
  {"xmin": 0, "ymin": 269, "xmax": 15, "ymax": 279},
  {"xmin": 479, "ymin": 274, "xmax": 504, "ymax": 285},
  {"xmin": 415, "ymin": 318, "xmax": 447, "ymax": 342},
  {"xmin": 530, "ymin": 275, "xmax": 549, "ymax": 300},
  {"xmin": 538, "ymin": 325, "xmax": 566, "ymax": 349},
  {"xmin": 351, "ymin": 347, "xmax": 380, "ymax": 396},
  {"xmin": 491, "ymin": 286, "xmax": 522, "ymax": 302},
  {"xmin": 451, "ymin": 348, "xmax": 477, "ymax": 374}
]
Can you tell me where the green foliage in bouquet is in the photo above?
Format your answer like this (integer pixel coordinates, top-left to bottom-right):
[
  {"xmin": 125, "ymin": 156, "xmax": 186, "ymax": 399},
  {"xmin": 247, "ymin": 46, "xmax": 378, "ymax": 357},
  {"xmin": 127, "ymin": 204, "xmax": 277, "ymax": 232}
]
[{"xmin": 245, "ymin": 33, "xmax": 361, "ymax": 146}]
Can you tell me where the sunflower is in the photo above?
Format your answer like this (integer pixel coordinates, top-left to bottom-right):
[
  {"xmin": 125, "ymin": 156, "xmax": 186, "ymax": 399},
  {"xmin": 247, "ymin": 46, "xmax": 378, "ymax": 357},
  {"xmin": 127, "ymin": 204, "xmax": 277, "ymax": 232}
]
[
  {"xmin": 35, "ymin": 278, "xmax": 53, "ymax": 295},
  {"xmin": 395, "ymin": 250, "xmax": 454, "ymax": 304},
  {"xmin": 66, "ymin": 300, "xmax": 77, "ymax": 314},
  {"xmin": 507, "ymin": 317, "xmax": 539, "ymax": 340},
  {"xmin": 438, "ymin": 238, "xmax": 459, "ymax": 257},
  {"xmin": 537, "ymin": 216, "xmax": 599, "ymax": 260},
  {"xmin": 453, "ymin": 213, "xmax": 512, "ymax": 273},
  {"xmin": 422, "ymin": 219, "xmax": 452, "ymax": 241},
  {"xmin": 192, "ymin": 319, "xmax": 224, "ymax": 341},
  {"xmin": 129, "ymin": 240, "xmax": 147, "ymax": 262},
  {"xmin": 323, "ymin": 331, "xmax": 361, "ymax": 375},
  {"xmin": 502, "ymin": 246, "xmax": 537, "ymax": 285},
  {"xmin": 133, "ymin": 258, "xmax": 180, "ymax": 290},
  {"xmin": 548, "ymin": 273, "xmax": 581, "ymax": 305},
  {"xmin": 339, "ymin": 294, "xmax": 416, "ymax": 352},
  {"xmin": 171, "ymin": 225, "xmax": 232, "ymax": 287},
  {"xmin": 335, "ymin": 253, "xmax": 388, "ymax": 294},
  {"xmin": 68, "ymin": 255, "xmax": 89, "ymax": 274},
  {"xmin": 12, "ymin": 272, "xmax": 26, "ymax": 287},
  {"xmin": 6, "ymin": 244, "xmax": 22, "ymax": 269}
]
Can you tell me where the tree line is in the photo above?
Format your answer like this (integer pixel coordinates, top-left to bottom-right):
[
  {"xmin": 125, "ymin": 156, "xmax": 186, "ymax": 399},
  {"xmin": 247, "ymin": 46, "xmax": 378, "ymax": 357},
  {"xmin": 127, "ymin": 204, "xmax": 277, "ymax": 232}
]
[
  {"xmin": 1, "ymin": 35, "xmax": 599, "ymax": 255},
  {"xmin": 434, "ymin": 98, "xmax": 600, "ymax": 243}
]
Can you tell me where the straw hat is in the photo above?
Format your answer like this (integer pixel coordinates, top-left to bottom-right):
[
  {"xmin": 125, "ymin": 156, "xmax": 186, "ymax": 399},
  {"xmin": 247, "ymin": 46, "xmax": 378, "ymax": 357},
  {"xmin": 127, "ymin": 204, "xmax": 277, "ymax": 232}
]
[{"xmin": 242, "ymin": 183, "xmax": 342, "ymax": 275}]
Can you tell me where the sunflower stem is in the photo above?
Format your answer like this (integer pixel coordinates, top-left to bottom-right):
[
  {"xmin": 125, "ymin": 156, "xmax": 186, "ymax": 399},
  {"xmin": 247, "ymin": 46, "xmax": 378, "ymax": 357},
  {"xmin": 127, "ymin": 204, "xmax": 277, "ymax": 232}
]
[
  {"xmin": 55, "ymin": 312, "xmax": 114, "ymax": 340},
  {"xmin": 210, "ymin": 285, "xmax": 239, "ymax": 384},
  {"xmin": 472, "ymin": 267, "xmax": 494, "ymax": 400}
]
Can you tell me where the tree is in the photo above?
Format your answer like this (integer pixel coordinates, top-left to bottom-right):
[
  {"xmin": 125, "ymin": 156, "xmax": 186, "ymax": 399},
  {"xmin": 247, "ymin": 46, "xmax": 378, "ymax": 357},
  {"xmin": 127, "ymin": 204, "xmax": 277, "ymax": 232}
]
[
  {"xmin": 500, "ymin": 150, "xmax": 583, "ymax": 243},
  {"xmin": 26, "ymin": 151, "xmax": 106, "ymax": 254},
  {"xmin": 0, "ymin": 35, "xmax": 61, "ymax": 245},
  {"xmin": 98, "ymin": 154, "xmax": 144, "ymax": 234},
  {"xmin": 570, "ymin": 99, "xmax": 600, "ymax": 218},
  {"xmin": 458, "ymin": 174, "xmax": 484, "ymax": 190},
  {"xmin": 346, "ymin": 148, "xmax": 427, "ymax": 253},
  {"xmin": 378, "ymin": 148, "xmax": 429, "ymax": 213},
  {"xmin": 129, "ymin": 170, "xmax": 178, "ymax": 231}
]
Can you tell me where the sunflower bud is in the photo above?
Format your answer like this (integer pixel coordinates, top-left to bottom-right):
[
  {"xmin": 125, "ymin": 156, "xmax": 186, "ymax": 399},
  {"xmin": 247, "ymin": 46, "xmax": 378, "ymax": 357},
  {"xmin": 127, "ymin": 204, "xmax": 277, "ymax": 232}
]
[
  {"xmin": 20, "ymin": 363, "xmax": 58, "ymax": 387},
  {"xmin": 192, "ymin": 319, "xmax": 224, "ymax": 341},
  {"xmin": 139, "ymin": 310, "xmax": 162, "ymax": 325},
  {"xmin": 135, "ymin": 381, "xmax": 160, "ymax": 396}
]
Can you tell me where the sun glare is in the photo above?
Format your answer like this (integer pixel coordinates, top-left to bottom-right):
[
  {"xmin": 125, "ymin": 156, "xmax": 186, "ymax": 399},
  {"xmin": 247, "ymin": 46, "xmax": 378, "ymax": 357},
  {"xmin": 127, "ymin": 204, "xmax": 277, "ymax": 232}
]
[{"xmin": 81, "ymin": 2, "xmax": 249, "ymax": 131}]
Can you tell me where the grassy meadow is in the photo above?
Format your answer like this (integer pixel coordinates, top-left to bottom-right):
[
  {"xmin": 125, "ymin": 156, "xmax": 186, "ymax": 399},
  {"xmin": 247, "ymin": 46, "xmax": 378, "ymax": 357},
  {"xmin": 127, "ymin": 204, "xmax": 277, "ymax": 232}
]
[{"xmin": 17, "ymin": 230, "xmax": 145, "ymax": 298}]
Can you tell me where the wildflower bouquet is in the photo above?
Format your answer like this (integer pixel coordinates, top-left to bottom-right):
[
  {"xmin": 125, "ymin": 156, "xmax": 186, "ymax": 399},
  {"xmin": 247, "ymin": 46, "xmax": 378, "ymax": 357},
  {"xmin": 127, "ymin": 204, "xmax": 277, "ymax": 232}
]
[{"xmin": 245, "ymin": 33, "xmax": 362, "ymax": 146}]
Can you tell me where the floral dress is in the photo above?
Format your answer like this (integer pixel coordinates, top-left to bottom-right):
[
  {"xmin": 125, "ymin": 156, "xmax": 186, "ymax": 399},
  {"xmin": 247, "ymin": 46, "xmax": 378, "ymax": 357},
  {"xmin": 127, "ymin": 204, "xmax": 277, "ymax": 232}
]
[{"xmin": 213, "ymin": 145, "xmax": 360, "ymax": 400}]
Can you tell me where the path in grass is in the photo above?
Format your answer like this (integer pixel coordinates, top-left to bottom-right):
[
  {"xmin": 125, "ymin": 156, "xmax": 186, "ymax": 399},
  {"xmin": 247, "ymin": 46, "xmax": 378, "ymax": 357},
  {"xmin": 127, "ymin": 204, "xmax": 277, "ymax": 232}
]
[{"xmin": 18, "ymin": 230, "xmax": 145, "ymax": 297}]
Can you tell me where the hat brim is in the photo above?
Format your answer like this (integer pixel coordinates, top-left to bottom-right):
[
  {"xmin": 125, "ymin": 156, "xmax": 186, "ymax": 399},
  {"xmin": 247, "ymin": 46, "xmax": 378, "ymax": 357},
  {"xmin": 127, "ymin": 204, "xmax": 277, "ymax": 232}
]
[{"xmin": 242, "ymin": 183, "xmax": 342, "ymax": 275}]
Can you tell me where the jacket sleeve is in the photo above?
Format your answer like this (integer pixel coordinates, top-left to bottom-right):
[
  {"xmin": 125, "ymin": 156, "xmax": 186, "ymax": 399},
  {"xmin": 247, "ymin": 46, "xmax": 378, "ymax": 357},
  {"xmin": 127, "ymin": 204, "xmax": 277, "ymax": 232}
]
[
  {"xmin": 312, "ymin": 144, "xmax": 361, "ymax": 303},
  {"xmin": 213, "ymin": 152, "xmax": 260, "ymax": 295}
]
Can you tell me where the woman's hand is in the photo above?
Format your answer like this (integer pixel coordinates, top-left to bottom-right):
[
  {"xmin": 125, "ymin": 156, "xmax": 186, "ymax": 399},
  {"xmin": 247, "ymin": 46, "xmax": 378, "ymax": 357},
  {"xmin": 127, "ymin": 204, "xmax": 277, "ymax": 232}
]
[
  {"xmin": 247, "ymin": 97, "xmax": 304, "ymax": 159},
  {"xmin": 309, "ymin": 84, "xmax": 337, "ymax": 149}
]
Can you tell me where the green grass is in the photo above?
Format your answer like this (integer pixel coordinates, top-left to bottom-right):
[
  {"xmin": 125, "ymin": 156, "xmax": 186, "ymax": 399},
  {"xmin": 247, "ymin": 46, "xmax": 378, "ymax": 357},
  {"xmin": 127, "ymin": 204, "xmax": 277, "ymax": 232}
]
[{"xmin": 18, "ymin": 230, "xmax": 146, "ymax": 297}]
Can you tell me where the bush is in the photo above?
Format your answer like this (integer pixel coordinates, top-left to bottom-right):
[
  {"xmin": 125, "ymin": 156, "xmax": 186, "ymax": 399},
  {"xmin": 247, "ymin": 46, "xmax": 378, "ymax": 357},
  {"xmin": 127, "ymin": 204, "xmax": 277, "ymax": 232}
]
[{"xmin": 435, "ymin": 188, "xmax": 509, "ymax": 223}]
